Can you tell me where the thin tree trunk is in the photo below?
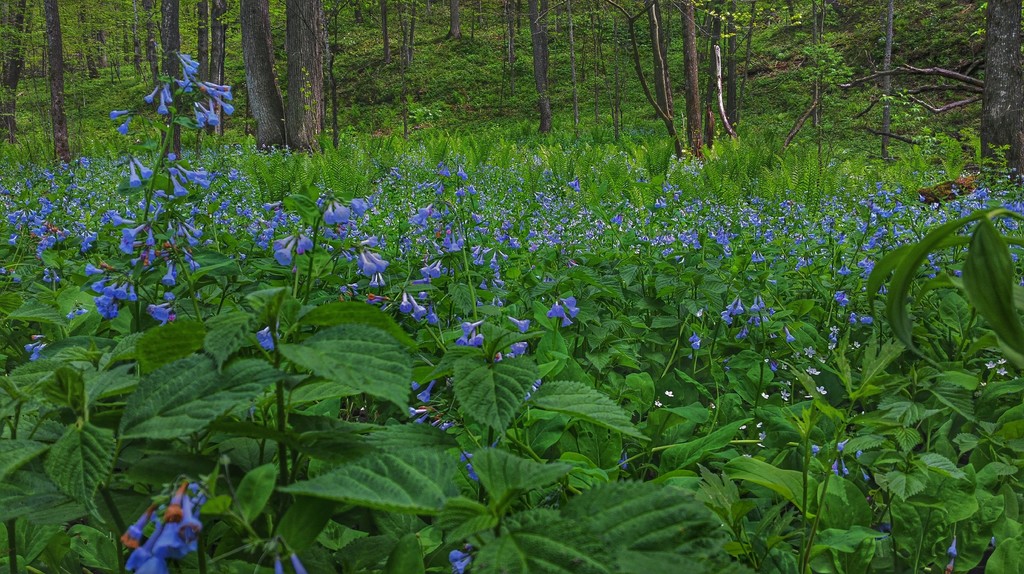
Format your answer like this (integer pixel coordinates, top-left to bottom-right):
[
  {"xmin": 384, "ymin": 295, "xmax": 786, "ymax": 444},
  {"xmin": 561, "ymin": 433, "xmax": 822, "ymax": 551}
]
[
  {"xmin": 703, "ymin": 11, "xmax": 720, "ymax": 149},
  {"xmin": 880, "ymin": 0, "xmax": 894, "ymax": 159},
  {"xmin": 210, "ymin": 0, "xmax": 226, "ymax": 134},
  {"xmin": 612, "ymin": 13, "xmax": 621, "ymax": 140},
  {"xmin": 568, "ymin": 0, "xmax": 578, "ymax": 135},
  {"xmin": 1, "ymin": 0, "xmax": 29, "ymax": 143},
  {"xmin": 329, "ymin": 3, "xmax": 339, "ymax": 146},
  {"xmin": 241, "ymin": 0, "xmax": 286, "ymax": 147},
  {"xmin": 593, "ymin": 9, "xmax": 602, "ymax": 123},
  {"xmin": 737, "ymin": 0, "xmax": 756, "ymax": 125},
  {"xmin": 381, "ymin": 0, "xmax": 391, "ymax": 63},
  {"xmin": 132, "ymin": 0, "xmax": 143, "ymax": 74},
  {"xmin": 981, "ymin": 0, "xmax": 1024, "ymax": 172},
  {"xmin": 286, "ymin": 0, "xmax": 325, "ymax": 150},
  {"xmin": 505, "ymin": 0, "xmax": 515, "ymax": 95},
  {"xmin": 43, "ymin": 0, "xmax": 70, "ymax": 161},
  {"xmin": 528, "ymin": 0, "xmax": 552, "ymax": 133},
  {"xmin": 81, "ymin": 11, "xmax": 99, "ymax": 78},
  {"xmin": 449, "ymin": 0, "xmax": 461, "ymax": 38},
  {"xmin": 198, "ymin": 0, "xmax": 209, "ymax": 80},
  {"xmin": 726, "ymin": 0, "xmax": 737, "ymax": 124},
  {"xmin": 143, "ymin": 0, "xmax": 159, "ymax": 83},
  {"xmin": 161, "ymin": 0, "xmax": 181, "ymax": 156},
  {"xmin": 681, "ymin": 0, "xmax": 702, "ymax": 156}
]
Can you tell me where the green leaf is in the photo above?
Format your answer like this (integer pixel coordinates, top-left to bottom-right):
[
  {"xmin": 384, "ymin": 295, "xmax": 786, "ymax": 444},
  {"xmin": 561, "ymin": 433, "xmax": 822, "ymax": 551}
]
[
  {"xmin": 883, "ymin": 469, "xmax": 927, "ymax": 500},
  {"xmin": 661, "ymin": 419, "xmax": 751, "ymax": 469},
  {"xmin": 280, "ymin": 450, "xmax": 456, "ymax": 515},
  {"xmin": 475, "ymin": 510, "xmax": 609, "ymax": 574},
  {"xmin": 814, "ymin": 526, "xmax": 883, "ymax": 553},
  {"xmin": 364, "ymin": 423, "xmax": 458, "ymax": 452},
  {"xmin": 136, "ymin": 320, "xmax": 207, "ymax": 374},
  {"xmin": 279, "ymin": 325, "xmax": 411, "ymax": 410},
  {"xmin": 725, "ymin": 457, "xmax": 813, "ymax": 512},
  {"xmin": 6, "ymin": 300, "xmax": 64, "ymax": 325},
  {"xmin": 985, "ymin": 537, "xmax": 1023, "ymax": 574},
  {"xmin": 439, "ymin": 497, "xmax": 499, "ymax": 542},
  {"xmin": 473, "ymin": 449, "xmax": 571, "ymax": 507},
  {"xmin": 563, "ymin": 481, "xmax": 728, "ymax": 555},
  {"xmin": 204, "ymin": 311, "xmax": 255, "ymax": 367},
  {"xmin": 284, "ymin": 193, "xmax": 322, "ymax": 226},
  {"xmin": 917, "ymin": 453, "xmax": 966, "ymax": 479},
  {"xmin": 235, "ymin": 463, "xmax": 277, "ymax": 524},
  {"xmin": 384, "ymin": 532, "xmax": 424, "ymax": 574},
  {"xmin": 43, "ymin": 423, "xmax": 114, "ymax": 508},
  {"xmin": 963, "ymin": 218, "xmax": 1024, "ymax": 367},
  {"xmin": 0, "ymin": 472, "xmax": 82, "ymax": 523},
  {"xmin": 452, "ymin": 356, "xmax": 536, "ymax": 432},
  {"xmin": 299, "ymin": 302, "xmax": 416, "ymax": 348},
  {"xmin": 531, "ymin": 380, "xmax": 646, "ymax": 440},
  {"xmin": 278, "ymin": 496, "xmax": 336, "ymax": 551},
  {"xmin": 68, "ymin": 524, "xmax": 118, "ymax": 571},
  {"xmin": 119, "ymin": 357, "xmax": 281, "ymax": 439},
  {"xmin": 0, "ymin": 440, "xmax": 48, "ymax": 480}
]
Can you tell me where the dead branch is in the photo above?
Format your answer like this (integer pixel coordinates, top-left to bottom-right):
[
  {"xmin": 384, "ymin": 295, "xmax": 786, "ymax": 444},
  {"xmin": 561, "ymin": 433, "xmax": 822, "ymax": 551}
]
[
  {"xmin": 783, "ymin": 96, "xmax": 818, "ymax": 150},
  {"xmin": 841, "ymin": 65, "xmax": 983, "ymax": 89},
  {"xmin": 852, "ymin": 95, "xmax": 879, "ymax": 119},
  {"xmin": 863, "ymin": 128, "xmax": 917, "ymax": 144},
  {"xmin": 906, "ymin": 95, "xmax": 981, "ymax": 114},
  {"xmin": 714, "ymin": 45, "xmax": 737, "ymax": 139}
]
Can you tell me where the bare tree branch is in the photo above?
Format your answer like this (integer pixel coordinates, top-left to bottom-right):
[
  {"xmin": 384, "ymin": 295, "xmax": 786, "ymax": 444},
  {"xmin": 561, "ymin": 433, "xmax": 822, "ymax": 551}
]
[
  {"xmin": 783, "ymin": 96, "xmax": 818, "ymax": 150},
  {"xmin": 907, "ymin": 95, "xmax": 981, "ymax": 114},
  {"xmin": 841, "ymin": 65, "xmax": 983, "ymax": 89},
  {"xmin": 863, "ymin": 128, "xmax": 917, "ymax": 144}
]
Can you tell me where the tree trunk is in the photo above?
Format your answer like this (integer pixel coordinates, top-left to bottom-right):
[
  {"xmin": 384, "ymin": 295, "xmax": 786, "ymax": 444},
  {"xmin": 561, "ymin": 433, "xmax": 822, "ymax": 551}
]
[
  {"xmin": 43, "ymin": 0, "xmax": 70, "ymax": 162},
  {"xmin": 981, "ymin": 0, "xmax": 1023, "ymax": 172},
  {"xmin": 505, "ymin": 0, "xmax": 515, "ymax": 95},
  {"xmin": 286, "ymin": 0, "xmax": 325, "ymax": 151},
  {"xmin": 241, "ymin": 0, "xmax": 286, "ymax": 147},
  {"xmin": 880, "ymin": 0, "xmax": 894, "ymax": 159},
  {"xmin": 647, "ymin": 0, "xmax": 671, "ymax": 119},
  {"xmin": 143, "ymin": 0, "xmax": 159, "ymax": 83},
  {"xmin": 81, "ymin": 11, "xmax": 99, "ymax": 78},
  {"xmin": 381, "ymin": 0, "xmax": 392, "ymax": 63},
  {"xmin": 210, "ymin": 0, "xmax": 226, "ymax": 133},
  {"xmin": 703, "ymin": 12, "xmax": 720, "ymax": 148},
  {"xmin": 568, "ymin": 0, "xmax": 578, "ymax": 134},
  {"xmin": 726, "ymin": 0, "xmax": 737, "ymax": 124},
  {"xmin": 161, "ymin": 0, "xmax": 181, "ymax": 156},
  {"xmin": 681, "ymin": 0, "xmax": 702, "ymax": 156},
  {"xmin": 198, "ymin": 0, "xmax": 209, "ymax": 80},
  {"xmin": 528, "ymin": 0, "xmax": 552, "ymax": 133},
  {"xmin": 131, "ymin": 0, "xmax": 143, "ymax": 74},
  {"xmin": 329, "ymin": 3, "xmax": 340, "ymax": 146},
  {"xmin": 449, "ymin": 0, "xmax": 461, "ymax": 38},
  {"xmin": 1, "ymin": 0, "xmax": 28, "ymax": 143}
]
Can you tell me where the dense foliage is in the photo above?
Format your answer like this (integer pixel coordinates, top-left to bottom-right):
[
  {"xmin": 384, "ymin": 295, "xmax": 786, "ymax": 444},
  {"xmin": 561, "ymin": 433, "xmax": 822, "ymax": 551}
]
[{"xmin": 1, "ymin": 60, "xmax": 1023, "ymax": 574}]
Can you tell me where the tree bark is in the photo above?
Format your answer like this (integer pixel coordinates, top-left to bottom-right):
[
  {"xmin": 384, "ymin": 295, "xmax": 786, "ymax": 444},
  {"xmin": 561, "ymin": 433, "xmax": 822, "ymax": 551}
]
[
  {"xmin": 1, "ymin": 0, "xmax": 28, "ymax": 143},
  {"xmin": 981, "ymin": 0, "xmax": 1024, "ymax": 173},
  {"xmin": 161, "ymin": 0, "xmax": 181, "ymax": 156},
  {"xmin": 143, "ymin": 0, "xmax": 159, "ymax": 83},
  {"xmin": 880, "ymin": 0, "xmax": 894, "ymax": 159},
  {"xmin": 449, "ymin": 0, "xmax": 461, "ymax": 38},
  {"xmin": 286, "ymin": 0, "xmax": 325, "ymax": 151},
  {"xmin": 381, "ymin": 0, "xmax": 392, "ymax": 63},
  {"xmin": 132, "ymin": 0, "xmax": 143, "ymax": 74},
  {"xmin": 241, "ymin": 0, "xmax": 286, "ymax": 147},
  {"xmin": 43, "ymin": 0, "xmax": 70, "ymax": 162},
  {"xmin": 681, "ymin": 0, "xmax": 702, "ymax": 156},
  {"xmin": 568, "ymin": 0, "xmax": 578, "ymax": 134},
  {"xmin": 198, "ymin": 0, "xmax": 209, "ymax": 80},
  {"xmin": 647, "ymin": 0, "xmax": 671, "ymax": 120},
  {"xmin": 210, "ymin": 0, "xmax": 227, "ymax": 134},
  {"xmin": 528, "ymin": 0, "xmax": 552, "ymax": 133}
]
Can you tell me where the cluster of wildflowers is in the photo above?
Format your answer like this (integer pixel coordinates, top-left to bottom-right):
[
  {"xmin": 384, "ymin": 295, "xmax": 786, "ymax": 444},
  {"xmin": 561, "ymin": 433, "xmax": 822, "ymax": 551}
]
[
  {"xmin": 546, "ymin": 296, "xmax": 580, "ymax": 327},
  {"xmin": 121, "ymin": 482, "xmax": 206, "ymax": 573},
  {"xmin": 273, "ymin": 553, "xmax": 309, "ymax": 574}
]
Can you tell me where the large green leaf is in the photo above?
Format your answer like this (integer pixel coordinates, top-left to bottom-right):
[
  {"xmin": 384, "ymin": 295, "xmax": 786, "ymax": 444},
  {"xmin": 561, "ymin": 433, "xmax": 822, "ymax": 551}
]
[
  {"xmin": 439, "ymin": 497, "xmax": 499, "ymax": 542},
  {"xmin": 661, "ymin": 419, "xmax": 751, "ymax": 469},
  {"xmin": 452, "ymin": 355, "xmax": 536, "ymax": 432},
  {"xmin": 44, "ymin": 423, "xmax": 115, "ymax": 508},
  {"xmin": 475, "ymin": 509, "xmax": 609, "ymax": 574},
  {"xmin": 473, "ymin": 449, "xmax": 571, "ymax": 507},
  {"xmin": 963, "ymin": 218, "xmax": 1024, "ymax": 366},
  {"xmin": 280, "ymin": 450, "xmax": 456, "ymax": 514},
  {"xmin": 119, "ymin": 357, "xmax": 281, "ymax": 439},
  {"xmin": 279, "ymin": 325, "xmax": 411, "ymax": 410},
  {"xmin": 7, "ymin": 300, "xmax": 65, "ymax": 325},
  {"xmin": 0, "ymin": 440, "xmax": 48, "ymax": 480},
  {"xmin": 136, "ymin": 320, "xmax": 207, "ymax": 374},
  {"xmin": 529, "ymin": 380, "xmax": 646, "ymax": 440},
  {"xmin": 562, "ymin": 482, "xmax": 729, "ymax": 558},
  {"xmin": 724, "ymin": 457, "xmax": 813, "ymax": 513},
  {"xmin": 235, "ymin": 463, "xmax": 277, "ymax": 524},
  {"xmin": 277, "ymin": 496, "xmax": 336, "ymax": 552},
  {"xmin": 298, "ymin": 302, "xmax": 416, "ymax": 348},
  {"xmin": 204, "ymin": 311, "xmax": 255, "ymax": 367},
  {"xmin": 986, "ymin": 537, "xmax": 1023, "ymax": 574},
  {"xmin": 0, "ymin": 472, "xmax": 83, "ymax": 524}
]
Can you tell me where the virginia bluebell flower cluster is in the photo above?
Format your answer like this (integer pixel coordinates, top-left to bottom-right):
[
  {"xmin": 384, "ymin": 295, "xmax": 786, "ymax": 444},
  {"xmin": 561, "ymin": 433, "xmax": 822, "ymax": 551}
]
[{"xmin": 121, "ymin": 482, "xmax": 206, "ymax": 573}]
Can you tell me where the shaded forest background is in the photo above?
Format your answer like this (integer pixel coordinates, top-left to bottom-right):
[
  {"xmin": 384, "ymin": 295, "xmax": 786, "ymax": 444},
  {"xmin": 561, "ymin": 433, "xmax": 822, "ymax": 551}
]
[{"xmin": 0, "ymin": 0, "xmax": 1006, "ymax": 165}]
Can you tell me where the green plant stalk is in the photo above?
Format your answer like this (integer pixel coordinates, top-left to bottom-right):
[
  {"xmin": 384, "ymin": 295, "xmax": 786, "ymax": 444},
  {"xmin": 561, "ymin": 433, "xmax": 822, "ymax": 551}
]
[
  {"xmin": 302, "ymin": 220, "xmax": 321, "ymax": 304},
  {"xmin": 6, "ymin": 518, "xmax": 17, "ymax": 574}
]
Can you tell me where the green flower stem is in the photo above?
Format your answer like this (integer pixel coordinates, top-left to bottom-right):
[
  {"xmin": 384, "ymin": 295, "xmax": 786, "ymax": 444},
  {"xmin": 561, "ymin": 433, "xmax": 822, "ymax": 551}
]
[{"xmin": 6, "ymin": 519, "xmax": 17, "ymax": 574}]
